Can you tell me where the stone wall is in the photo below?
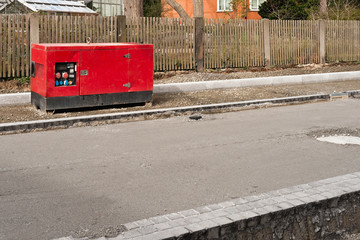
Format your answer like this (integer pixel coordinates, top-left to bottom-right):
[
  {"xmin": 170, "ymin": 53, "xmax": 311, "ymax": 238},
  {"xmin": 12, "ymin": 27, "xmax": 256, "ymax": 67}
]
[
  {"xmin": 207, "ymin": 193, "xmax": 360, "ymax": 240},
  {"xmin": 58, "ymin": 172, "xmax": 360, "ymax": 240},
  {"xmin": 115, "ymin": 173, "xmax": 360, "ymax": 240}
]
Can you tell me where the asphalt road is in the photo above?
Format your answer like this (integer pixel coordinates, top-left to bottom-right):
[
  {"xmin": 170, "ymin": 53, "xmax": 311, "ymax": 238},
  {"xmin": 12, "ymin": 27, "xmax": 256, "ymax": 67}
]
[{"xmin": 1, "ymin": 99, "xmax": 360, "ymax": 240}]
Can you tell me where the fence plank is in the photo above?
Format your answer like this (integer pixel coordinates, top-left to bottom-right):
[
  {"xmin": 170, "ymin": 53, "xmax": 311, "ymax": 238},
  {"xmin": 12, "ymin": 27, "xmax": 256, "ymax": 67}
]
[
  {"xmin": 25, "ymin": 15, "xmax": 30, "ymax": 76},
  {"xmin": 66, "ymin": 16, "xmax": 70, "ymax": 43},
  {"xmin": 167, "ymin": 18, "xmax": 171, "ymax": 70},
  {"xmin": 8, "ymin": 15, "xmax": 11, "ymax": 77},
  {"xmin": 43, "ymin": 15, "xmax": 46, "ymax": 43},
  {"xmin": 11, "ymin": 15, "xmax": 15, "ymax": 76},
  {"xmin": 7, "ymin": 15, "xmax": 11, "ymax": 77},
  {"xmin": 0, "ymin": 16, "xmax": 2, "ymax": 78},
  {"xmin": 166, "ymin": 18, "xmax": 170, "ymax": 71},
  {"xmin": 16, "ymin": 15, "xmax": 20, "ymax": 76},
  {"xmin": 20, "ymin": 15, "xmax": 24, "ymax": 76},
  {"xmin": 3, "ymin": 16, "xmax": 6, "ymax": 77}
]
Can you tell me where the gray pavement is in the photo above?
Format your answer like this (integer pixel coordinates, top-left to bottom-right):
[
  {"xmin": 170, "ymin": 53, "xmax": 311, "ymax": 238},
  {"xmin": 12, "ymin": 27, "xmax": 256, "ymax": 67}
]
[{"xmin": 1, "ymin": 99, "xmax": 360, "ymax": 240}]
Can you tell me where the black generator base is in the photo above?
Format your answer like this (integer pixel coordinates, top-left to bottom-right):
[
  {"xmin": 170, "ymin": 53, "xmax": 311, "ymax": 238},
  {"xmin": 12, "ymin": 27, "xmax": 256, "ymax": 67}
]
[{"xmin": 31, "ymin": 91, "xmax": 153, "ymax": 111}]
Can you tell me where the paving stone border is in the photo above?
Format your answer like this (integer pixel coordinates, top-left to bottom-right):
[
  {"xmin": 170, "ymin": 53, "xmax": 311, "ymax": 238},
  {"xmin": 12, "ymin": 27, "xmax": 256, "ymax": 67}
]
[{"xmin": 56, "ymin": 172, "xmax": 360, "ymax": 240}]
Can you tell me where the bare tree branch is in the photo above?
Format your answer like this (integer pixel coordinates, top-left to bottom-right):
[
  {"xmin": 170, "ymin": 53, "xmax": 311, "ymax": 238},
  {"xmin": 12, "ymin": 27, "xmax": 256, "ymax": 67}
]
[
  {"xmin": 320, "ymin": 0, "xmax": 328, "ymax": 18},
  {"xmin": 327, "ymin": 0, "xmax": 360, "ymax": 20},
  {"xmin": 165, "ymin": 0, "xmax": 191, "ymax": 22}
]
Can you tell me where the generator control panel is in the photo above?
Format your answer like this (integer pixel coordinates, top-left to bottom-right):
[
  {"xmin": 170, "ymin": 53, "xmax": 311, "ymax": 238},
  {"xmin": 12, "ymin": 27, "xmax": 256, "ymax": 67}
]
[{"xmin": 55, "ymin": 62, "xmax": 76, "ymax": 87}]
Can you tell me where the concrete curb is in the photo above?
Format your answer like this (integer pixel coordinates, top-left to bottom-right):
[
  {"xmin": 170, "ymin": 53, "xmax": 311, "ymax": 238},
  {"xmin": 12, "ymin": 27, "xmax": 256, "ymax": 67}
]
[
  {"xmin": 0, "ymin": 92, "xmax": 30, "ymax": 106},
  {"xmin": 1, "ymin": 71, "xmax": 360, "ymax": 106},
  {"xmin": 153, "ymin": 71, "xmax": 360, "ymax": 93},
  {"xmin": 0, "ymin": 93, "xmax": 330, "ymax": 135}
]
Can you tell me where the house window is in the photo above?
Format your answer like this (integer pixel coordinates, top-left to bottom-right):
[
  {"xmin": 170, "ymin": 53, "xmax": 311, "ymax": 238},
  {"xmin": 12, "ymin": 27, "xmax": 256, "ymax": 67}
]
[
  {"xmin": 250, "ymin": 0, "xmax": 265, "ymax": 11},
  {"xmin": 218, "ymin": 0, "xmax": 232, "ymax": 12},
  {"xmin": 92, "ymin": 0, "xmax": 124, "ymax": 16}
]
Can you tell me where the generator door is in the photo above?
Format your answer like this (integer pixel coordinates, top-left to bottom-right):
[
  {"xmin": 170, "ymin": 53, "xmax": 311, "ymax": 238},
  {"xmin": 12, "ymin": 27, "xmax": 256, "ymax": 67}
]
[
  {"xmin": 128, "ymin": 47, "xmax": 153, "ymax": 92},
  {"xmin": 79, "ymin": 49, "xmax": 129, "ymax": 96}
]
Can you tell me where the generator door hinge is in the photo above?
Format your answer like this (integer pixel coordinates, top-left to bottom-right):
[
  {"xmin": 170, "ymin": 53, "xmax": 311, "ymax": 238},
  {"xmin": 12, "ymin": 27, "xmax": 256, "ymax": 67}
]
[
  {"xmin": 123, "ymin": 53, "xmax": 131, "ymax": 59},
  {"xmin": 123, "ymin": 82, "xmax": 131, "ymax": 88},
  {"xmin": 80, "ymin": 70, "xmax": 88, "ymax": 76}
]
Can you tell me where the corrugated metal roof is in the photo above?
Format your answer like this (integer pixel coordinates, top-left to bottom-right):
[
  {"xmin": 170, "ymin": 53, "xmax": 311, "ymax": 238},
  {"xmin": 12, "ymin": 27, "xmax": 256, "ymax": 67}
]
[
  {"xmin": 0, "ymin": 0, "xmax": 8, "ymax": 9},
  {"xmin": 17, "ymin": 0, "xmax": 96, "ymax": 14}
]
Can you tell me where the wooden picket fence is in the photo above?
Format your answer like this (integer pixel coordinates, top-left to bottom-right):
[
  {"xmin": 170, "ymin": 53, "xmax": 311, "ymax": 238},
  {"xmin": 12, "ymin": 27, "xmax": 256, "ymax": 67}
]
[
  {"xmin": 0, "ymin": 14, "xmax": 30, "ymax": 78},
  {"xmin": 39, "ymin": 15, "xmax": 118, "ymax": 43},
  {"xmin": 126, "ymin": 17, "xmax": 195, "ymax": 71},
  {"xmin": 270, "ymin": 20, "xmax": 320, "ymax": 66},
  {"xmin": 1, "ymin": 14, "xmax": 360, "ymax": 79},
  {"xmin": 204, "ymin": 19, "xmax": 265, "ymax": 68},
  {"xmin": 326, "ymin": 20, "xmax": 360, "ymax": 62}
]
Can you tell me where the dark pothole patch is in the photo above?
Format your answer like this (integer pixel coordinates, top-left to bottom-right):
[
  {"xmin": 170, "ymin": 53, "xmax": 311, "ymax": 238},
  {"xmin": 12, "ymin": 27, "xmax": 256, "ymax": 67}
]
[
  {"xmin": 189, "ymin": 115, "xmax": 202, "ymax": 120},
  {"xmin": 307, "ymin": 128, "xmax": 360, "ymax": 138}
]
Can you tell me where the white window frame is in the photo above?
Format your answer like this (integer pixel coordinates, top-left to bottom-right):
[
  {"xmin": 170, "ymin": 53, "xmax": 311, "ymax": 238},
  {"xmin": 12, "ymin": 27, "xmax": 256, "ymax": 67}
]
[
  {"xmin": 250, "ymin": 0, "xmax": 265, "ymax": 11},
  {"xmin": 217, "ymin": 0, "xmax": 232, "ymax": 12}
]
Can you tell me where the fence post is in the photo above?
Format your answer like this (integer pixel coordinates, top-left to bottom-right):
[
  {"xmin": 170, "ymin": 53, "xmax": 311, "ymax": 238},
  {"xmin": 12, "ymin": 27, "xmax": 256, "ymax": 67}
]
[
  {"xmin": 116, "ymin": 15, "xmax": 127, "ymax": 42},
  {"xmin": 28, "ymin": 13, "xmax": 39, "ymax": 46},
  {"xmin": 195, "ymin": 17, "xmax": 204, "ymax": 72},
  {"xmin": 26, "ymin": 13, "xmax": 39, "ymax": 75},
  {"xmin": 318, "ymin": 19, "xmax": 326, "ymax": 65},
  {"xmin": 263, "ymin": 19, "xmax": 271, "ymax": 68}
]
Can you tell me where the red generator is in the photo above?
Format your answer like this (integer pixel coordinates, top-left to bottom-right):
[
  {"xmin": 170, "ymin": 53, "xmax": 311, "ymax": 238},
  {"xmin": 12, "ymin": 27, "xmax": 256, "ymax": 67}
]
[{"xmin": 30, "ymin": 43, "xmax": 153, "ymax": 111}]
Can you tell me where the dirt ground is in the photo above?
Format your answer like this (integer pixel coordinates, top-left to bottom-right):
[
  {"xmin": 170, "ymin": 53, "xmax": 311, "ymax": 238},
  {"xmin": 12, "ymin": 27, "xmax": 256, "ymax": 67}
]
[{"xmin": 1, "ymin": 79, "xmax": 360, "ymax": 124}]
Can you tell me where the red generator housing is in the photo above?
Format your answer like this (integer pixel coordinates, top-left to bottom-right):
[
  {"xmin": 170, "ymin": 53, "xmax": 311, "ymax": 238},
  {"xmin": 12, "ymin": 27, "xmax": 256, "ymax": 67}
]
[{"xmin": 31, "ymin": 43, "xmax": 153, "ymax": 111}]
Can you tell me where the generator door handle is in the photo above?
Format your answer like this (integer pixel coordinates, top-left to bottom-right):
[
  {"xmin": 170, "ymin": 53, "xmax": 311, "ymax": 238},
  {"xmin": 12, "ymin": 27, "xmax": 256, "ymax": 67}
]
[
  {"xmin": 30, "ymin": 61, "xmax": 35, "ymax": 77},
  {"xmin": 123, "ymin": 53, "xmax": 131, "ymax": 59}
]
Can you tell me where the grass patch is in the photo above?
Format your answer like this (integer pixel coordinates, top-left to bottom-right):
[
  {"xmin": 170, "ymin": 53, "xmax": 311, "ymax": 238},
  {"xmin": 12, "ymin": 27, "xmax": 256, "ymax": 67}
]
[{"xmin": 17, "ymin": 77, "xmax": 30, "ymax": 85}]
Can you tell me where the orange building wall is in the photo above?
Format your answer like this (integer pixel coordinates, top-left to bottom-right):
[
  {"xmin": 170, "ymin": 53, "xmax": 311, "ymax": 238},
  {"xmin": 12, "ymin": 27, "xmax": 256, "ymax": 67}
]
[{"xmin": 164, "ymin": 0, "xmax": 262, "ymax": 20}]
